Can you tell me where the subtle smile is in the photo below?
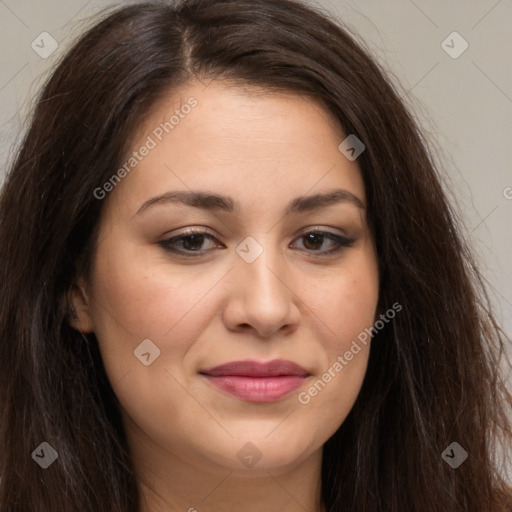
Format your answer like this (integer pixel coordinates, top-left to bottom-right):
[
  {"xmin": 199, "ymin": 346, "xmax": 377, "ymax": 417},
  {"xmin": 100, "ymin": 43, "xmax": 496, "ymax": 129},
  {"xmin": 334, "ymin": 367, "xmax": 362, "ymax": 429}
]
[{"xmin": 199, "ymin": 359, "xmax": 310, "ymax": 403}]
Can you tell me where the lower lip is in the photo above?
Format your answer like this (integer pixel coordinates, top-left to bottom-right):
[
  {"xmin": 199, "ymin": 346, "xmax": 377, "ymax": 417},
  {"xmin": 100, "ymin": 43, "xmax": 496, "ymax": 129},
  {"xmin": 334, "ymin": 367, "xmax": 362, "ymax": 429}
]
[{"xmin": 202, "ymin": 375, "xmax": 307, "ymax": 402}]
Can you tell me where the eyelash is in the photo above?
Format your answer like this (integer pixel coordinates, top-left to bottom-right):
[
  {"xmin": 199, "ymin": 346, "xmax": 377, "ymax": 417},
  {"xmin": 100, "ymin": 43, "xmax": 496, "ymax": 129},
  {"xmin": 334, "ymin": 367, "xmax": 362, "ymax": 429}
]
[{"xmin": 158, "ymin": 228, "xmax": 356, "ymax": 257}]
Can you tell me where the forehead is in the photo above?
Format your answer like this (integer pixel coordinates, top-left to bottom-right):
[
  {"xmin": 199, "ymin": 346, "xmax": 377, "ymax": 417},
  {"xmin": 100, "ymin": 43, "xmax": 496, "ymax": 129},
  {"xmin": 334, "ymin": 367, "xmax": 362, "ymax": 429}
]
[{"xmin": 105, "ymin": 80, "xmax": 366, "ymax": 216}]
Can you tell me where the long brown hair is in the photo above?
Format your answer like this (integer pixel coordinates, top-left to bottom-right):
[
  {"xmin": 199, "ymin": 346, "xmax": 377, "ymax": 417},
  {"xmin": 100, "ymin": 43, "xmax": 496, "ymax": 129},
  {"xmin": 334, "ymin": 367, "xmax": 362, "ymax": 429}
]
[{"xmin": 1, "ymin": 1, "xmax": 511, "ymax": 511}]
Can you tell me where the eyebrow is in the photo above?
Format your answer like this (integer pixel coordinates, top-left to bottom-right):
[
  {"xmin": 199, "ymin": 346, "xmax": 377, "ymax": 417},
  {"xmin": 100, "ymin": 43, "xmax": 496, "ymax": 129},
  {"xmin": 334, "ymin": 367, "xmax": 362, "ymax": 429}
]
[{"xmin": 134, "ymin": 188, "xmax": 365, "ymax": 217}]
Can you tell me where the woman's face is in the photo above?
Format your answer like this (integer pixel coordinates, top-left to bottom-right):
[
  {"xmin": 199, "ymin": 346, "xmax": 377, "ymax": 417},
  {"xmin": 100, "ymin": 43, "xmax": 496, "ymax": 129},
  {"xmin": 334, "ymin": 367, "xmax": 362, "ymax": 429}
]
[{"xmin": 75, "ymin": 81, "xmax": 379, "ymax": 476}]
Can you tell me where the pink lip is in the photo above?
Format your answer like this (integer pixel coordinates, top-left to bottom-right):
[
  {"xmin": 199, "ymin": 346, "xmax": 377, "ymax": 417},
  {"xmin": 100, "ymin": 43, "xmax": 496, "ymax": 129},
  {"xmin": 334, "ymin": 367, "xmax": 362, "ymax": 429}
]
[{"xmin": 199, "ymin": 359, "xmax": 309, "ymax": 403}]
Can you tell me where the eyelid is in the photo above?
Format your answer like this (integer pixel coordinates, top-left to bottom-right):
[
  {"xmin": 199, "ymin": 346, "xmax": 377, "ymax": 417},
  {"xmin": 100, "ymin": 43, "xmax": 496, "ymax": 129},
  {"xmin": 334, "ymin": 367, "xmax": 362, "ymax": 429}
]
[
  {"xmin": 163, "ymin": 225, "xmax": 349, "ymax": 243},
  {"xmin": 170, "ymin": 226, "xmax": 218, "ymax": 238},
  {"xmin": 293, "ymin": 224, "xmax": 349, "ymax": 238}
]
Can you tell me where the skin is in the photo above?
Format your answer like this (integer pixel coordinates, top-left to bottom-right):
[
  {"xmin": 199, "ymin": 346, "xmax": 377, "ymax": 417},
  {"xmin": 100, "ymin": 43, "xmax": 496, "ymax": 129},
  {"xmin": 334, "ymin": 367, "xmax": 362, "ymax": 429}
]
[{"xmin": 71, "ymin": 80, "xmax": 380, "ymax": 512}]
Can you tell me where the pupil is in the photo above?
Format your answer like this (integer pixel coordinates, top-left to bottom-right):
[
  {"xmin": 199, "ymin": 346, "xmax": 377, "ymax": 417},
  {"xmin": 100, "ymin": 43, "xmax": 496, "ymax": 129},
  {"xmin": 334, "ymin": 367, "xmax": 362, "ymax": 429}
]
[
  {"xmin": 304, "ymin": 233, "xmax": 322, "ymax": 250},
  {"xmin": 184, "ymin": 234, "xmax": 204, "ymax": 250}
]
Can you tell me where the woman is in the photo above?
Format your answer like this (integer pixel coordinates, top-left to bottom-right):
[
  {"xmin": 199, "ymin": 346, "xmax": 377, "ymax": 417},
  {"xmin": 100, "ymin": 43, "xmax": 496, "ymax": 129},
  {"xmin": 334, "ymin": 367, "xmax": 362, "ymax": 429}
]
[{"xmin": 0, "ymin": 0, "xmax": 511, "ymax": 511}]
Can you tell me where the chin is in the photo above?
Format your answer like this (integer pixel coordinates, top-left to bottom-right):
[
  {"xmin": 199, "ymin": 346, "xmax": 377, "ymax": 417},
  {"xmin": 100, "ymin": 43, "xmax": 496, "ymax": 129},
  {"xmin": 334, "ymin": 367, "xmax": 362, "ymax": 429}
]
[{"xmin": 200, "ymin": 431, "xmax": 320, "ymax": 475}]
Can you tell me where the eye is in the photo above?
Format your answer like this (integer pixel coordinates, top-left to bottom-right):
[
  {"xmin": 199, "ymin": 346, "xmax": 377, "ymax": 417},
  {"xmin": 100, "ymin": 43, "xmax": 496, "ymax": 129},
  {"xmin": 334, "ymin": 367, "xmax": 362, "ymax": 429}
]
[
  {"xmin": 158, "ymin": 228, "xmax": 224, "ymax": 256},
  {"xmin": 158, "ymin": 227, "xmax": 356, "ymax": 257},
  {"xmin": 290, "ymin": 230, "xmax": 356, "ymax": 255}
]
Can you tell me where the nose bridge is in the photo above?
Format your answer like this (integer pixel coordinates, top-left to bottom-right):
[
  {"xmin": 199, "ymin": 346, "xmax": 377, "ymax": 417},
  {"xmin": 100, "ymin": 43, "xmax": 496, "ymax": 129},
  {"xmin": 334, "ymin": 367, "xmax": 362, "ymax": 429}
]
[
  {"xmin": 225, "ymin": 234, "xmax": 298, "ymax": 335},
  {"xmin": 236, "ymin": 234, "xmax": 288, "ymax": 297}
]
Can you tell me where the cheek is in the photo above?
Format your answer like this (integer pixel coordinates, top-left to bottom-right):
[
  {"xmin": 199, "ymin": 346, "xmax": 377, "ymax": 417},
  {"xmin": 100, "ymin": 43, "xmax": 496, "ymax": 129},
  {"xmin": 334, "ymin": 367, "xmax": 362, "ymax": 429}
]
[
  {"xmin": 87, "ymin": 239, "xmax": 230, "ymax": 383},
  {"xmin": 86, "ymin": 246, "xmax": 230, "ymax": 439},
  {"xmin": 293, "ymin": 252, "xmax": 378, "ymax": 427},
  {"xmin": 307, "ymin": 252, "xmax": 379, "ymax": 353}
]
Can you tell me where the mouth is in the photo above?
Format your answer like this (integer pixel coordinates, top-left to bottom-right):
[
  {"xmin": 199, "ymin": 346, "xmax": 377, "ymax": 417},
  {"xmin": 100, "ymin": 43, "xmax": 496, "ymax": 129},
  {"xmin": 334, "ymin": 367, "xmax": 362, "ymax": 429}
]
[{"xmin": 198, "ymin": 359, "xmax": 310, "ymax": 403}]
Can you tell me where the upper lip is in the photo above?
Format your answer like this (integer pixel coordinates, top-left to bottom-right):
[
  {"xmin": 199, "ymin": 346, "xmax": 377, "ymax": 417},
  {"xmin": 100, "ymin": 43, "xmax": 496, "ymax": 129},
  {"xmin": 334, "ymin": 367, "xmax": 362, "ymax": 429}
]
[{"xmin": 199, "ymin": 359, "xmax": 309, "ymax": 377}]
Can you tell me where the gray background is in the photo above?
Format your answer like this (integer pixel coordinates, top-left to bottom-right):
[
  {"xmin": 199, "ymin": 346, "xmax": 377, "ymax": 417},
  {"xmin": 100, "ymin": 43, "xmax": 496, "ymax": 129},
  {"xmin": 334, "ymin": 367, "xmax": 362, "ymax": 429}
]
[{"xmin": 0, "ymin": 0, "xmax": 511, "ymax": 341}]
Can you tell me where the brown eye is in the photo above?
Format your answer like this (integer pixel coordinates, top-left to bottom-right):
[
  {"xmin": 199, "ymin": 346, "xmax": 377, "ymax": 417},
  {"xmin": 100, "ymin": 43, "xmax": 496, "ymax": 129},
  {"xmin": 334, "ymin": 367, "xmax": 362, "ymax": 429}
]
[
  {"xmin": 291, "ymin": 230, "xmax": 355, "ymax": 254},
  {"xmin": 158, "ymin": 229, "xmax": 224, "ymax": 256},
  {"xmin": 302, "ymin": 232, "xmax": 326, "ymax": 250},
  {"xmin": 180, "ymin": 233, "xmax": 207, "ymax": 251}
]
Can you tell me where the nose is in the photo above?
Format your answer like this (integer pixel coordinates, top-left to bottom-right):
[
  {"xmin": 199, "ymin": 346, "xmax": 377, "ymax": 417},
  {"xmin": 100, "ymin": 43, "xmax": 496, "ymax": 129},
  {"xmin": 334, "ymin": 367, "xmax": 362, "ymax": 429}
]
[{"xmin": 222, "ymin": 242, "xmax": 301, "ymax": 339}]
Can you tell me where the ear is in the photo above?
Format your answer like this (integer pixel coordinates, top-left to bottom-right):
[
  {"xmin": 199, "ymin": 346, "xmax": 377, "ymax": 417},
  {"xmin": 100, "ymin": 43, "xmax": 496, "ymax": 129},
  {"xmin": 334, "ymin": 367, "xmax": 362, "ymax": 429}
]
[{"xmin": 67, "ymin": 279, "xmax": 95, "ymax": 333}]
